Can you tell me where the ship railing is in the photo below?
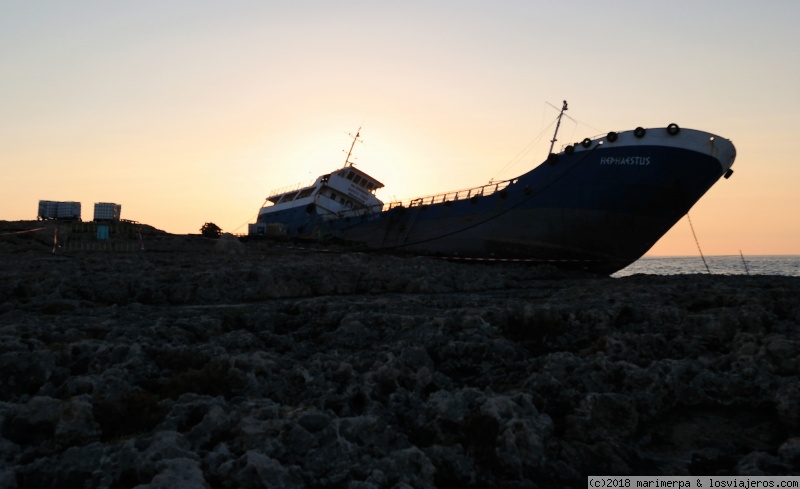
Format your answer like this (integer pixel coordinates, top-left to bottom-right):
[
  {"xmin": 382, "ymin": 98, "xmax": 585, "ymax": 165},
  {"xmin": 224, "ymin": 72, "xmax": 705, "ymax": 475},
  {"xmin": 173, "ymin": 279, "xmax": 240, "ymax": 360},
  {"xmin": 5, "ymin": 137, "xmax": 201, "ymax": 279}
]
[
  {"xmin": 382, "ymin": 178, "xmax": 516, "ymax": 211},
  {"xmin": 267, "ymin": 178, "xmax": 318, "ymax": 199},
  {"xmin": 325, "ymin": 177, "xmax": 518, "ymax": 220}
]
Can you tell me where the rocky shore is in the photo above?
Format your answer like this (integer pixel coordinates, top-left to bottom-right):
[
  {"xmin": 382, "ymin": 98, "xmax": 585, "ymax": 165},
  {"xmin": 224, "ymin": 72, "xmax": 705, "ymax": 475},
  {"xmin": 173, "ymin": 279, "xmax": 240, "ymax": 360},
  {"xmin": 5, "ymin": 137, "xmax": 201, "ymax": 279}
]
[{"xmin": 1, "ymin": 228, "xmax": 799, "ymax": 487}]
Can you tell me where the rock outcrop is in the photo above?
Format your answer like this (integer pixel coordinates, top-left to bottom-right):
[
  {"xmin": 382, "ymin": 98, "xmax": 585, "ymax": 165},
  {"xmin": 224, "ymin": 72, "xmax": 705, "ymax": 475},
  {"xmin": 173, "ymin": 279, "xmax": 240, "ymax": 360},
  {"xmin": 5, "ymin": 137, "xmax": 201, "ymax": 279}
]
[{"xmin": 1, "ymin": 243, "xmax": 798, "ymax": 487}]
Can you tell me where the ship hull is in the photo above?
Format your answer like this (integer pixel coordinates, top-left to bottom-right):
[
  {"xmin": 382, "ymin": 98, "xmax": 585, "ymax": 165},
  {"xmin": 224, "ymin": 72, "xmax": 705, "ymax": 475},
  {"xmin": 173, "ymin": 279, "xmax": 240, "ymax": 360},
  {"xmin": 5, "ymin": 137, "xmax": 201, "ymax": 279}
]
[{"xmin": 255, "ymin": 127, "xmax": 735, "ymax": 274}]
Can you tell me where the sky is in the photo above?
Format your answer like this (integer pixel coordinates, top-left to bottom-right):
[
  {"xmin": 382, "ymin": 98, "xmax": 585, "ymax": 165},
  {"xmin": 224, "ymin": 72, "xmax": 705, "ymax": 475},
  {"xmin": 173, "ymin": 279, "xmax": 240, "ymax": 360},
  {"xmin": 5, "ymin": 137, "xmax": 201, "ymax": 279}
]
[{"xmin": 2, "ymin": 1, "xmax": 799, "ymax": 256}]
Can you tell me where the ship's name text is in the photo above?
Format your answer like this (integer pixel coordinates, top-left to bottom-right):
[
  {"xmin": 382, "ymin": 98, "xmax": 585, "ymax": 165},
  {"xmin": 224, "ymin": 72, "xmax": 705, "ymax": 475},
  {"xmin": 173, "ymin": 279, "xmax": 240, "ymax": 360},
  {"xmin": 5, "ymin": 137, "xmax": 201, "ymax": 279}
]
[
  {"xmin": 600, "ymin": 156, "xmax": 651, "ymax": 166},
  {"xmin": 347, "ymin": 183, "xmax": 369, "ymax": 203}
]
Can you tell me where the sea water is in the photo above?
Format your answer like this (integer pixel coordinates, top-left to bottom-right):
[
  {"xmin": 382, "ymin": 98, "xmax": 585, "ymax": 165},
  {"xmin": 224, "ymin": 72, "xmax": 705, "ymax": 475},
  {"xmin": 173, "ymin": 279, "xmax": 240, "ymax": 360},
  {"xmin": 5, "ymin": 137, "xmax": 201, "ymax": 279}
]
[{"xmin": 612, "ymin": 255, "xmax": 800, "ymax": 278}]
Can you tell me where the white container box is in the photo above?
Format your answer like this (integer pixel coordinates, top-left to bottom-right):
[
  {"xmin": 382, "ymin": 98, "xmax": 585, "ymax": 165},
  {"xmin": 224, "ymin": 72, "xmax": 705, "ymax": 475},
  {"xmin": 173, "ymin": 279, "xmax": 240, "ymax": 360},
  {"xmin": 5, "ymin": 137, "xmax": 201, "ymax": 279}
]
[
  {"xmin": 38, "ymin": 200, "xmax": 81, "ymax": 220},
  {"xmin": 93, "ymin": 202, "xmax": 122, "ymax": 221}
]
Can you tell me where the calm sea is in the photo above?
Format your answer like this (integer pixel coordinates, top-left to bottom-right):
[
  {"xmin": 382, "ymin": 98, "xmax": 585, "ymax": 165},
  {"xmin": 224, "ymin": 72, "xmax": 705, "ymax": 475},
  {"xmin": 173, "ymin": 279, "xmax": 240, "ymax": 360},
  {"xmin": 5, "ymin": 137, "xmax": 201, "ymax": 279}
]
[{"xmin": 612, "ymin": 255, "xmax": 800, "ymax": 278}]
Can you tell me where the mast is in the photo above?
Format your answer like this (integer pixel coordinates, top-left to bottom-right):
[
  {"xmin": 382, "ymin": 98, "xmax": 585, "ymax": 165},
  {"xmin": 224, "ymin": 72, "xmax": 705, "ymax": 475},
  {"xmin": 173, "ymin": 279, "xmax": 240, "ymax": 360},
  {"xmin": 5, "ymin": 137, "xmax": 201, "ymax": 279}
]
[
  {"xmin": 548, "ymin": 100, "xmax": 568, "ymax": 155},
  {"xmin": 343, "ymin": 127, "xmax": 362, "ymax": 167}
]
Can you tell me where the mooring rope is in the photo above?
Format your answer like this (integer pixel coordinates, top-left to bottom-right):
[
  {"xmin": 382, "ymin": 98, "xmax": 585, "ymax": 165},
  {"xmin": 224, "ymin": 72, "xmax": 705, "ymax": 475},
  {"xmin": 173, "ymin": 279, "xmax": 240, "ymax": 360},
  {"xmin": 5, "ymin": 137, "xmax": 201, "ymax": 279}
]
[
  {"xmin": 739, "ymin": 250, "xmax": 750, "ymax": 275},
  {"xmin": 686, "ymin": 213, "xmax": 710, "ymax": 273}
]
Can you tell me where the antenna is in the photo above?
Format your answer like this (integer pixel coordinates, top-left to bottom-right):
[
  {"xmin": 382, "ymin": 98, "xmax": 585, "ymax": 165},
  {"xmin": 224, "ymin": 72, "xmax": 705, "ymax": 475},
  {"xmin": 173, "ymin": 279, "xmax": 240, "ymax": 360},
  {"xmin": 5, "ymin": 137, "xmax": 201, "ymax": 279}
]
[
  {"xmin": 548, "ymin": 100, "xmax": 568, "ymax": 155},
  {"xmin": 343, "ymin": 127, "xmax": 363, "ymax": 167}
]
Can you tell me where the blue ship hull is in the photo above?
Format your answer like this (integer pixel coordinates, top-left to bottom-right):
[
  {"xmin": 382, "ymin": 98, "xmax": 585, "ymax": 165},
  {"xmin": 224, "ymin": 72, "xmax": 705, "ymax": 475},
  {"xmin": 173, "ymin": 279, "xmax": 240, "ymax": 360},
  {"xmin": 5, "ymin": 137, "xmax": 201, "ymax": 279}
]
[{"xmin": 255, "ymin": 126, "xmax": 736, "ymax": 274}]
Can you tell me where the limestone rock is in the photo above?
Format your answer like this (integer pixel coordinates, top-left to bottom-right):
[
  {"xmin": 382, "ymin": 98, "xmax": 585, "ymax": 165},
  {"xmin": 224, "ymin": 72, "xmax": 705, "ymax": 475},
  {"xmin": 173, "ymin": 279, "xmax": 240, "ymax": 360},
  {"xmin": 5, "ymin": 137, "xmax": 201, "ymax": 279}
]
[{"xmin": 1, "ymin": 249, "xmax": 799, "ymax": 486}]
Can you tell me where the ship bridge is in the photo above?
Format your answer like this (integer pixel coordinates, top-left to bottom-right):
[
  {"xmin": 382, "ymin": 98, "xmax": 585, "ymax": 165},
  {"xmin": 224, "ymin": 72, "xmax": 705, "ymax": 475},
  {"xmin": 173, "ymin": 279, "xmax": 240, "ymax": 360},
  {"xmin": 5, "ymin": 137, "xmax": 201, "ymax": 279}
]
[{"xmin": 327, "ymin": 166, "xmax": 384, "ymax": 205}]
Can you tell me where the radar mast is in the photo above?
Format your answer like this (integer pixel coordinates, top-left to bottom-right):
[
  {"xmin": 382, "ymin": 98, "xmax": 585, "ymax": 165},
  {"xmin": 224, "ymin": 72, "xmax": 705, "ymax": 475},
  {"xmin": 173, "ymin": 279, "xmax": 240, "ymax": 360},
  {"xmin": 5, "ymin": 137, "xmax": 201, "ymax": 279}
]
[
  {"xmin": 343, "ymin": 127, "xmax": 363, "ymax": 168},
  {"xmin": 548, "ymin": 100, "xmax": 568, "ymax": 155}
]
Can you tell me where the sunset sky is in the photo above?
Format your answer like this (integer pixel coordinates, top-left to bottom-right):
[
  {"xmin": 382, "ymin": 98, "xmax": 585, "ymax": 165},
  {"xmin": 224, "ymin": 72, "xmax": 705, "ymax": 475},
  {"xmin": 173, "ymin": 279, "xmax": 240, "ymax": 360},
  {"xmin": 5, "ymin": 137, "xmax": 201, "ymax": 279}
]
[{"xmin": 2, "ymin": 1, "xmax": 799, "ymax": 256}]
